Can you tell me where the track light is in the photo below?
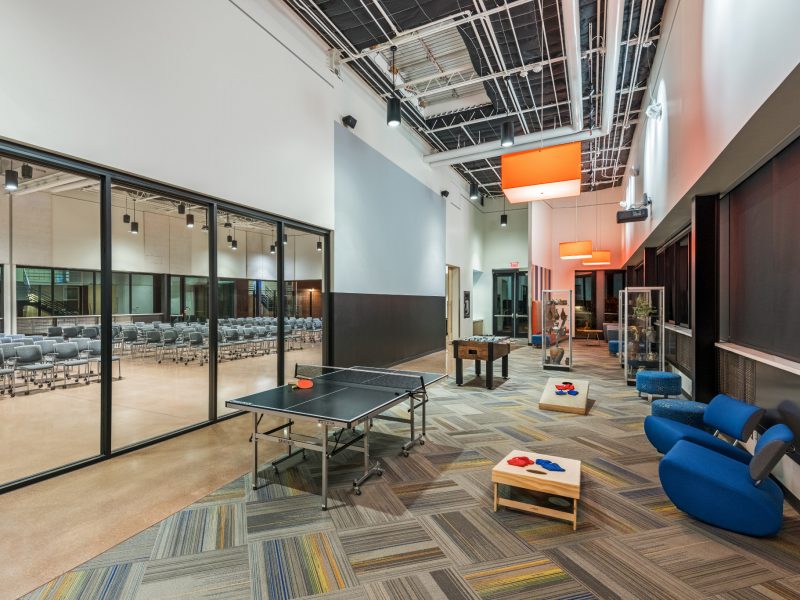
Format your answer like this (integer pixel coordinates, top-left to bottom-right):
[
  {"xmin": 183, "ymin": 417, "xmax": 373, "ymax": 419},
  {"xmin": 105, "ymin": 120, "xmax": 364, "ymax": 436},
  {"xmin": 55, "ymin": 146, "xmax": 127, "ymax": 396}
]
[
  {"xmin": 469, "ymin": 182, "xmax": 479, "ymax": 200},
  {"xmin": 500, "ymin": 213, "xmax": 508, "ymax": 227},
  {"xmin": 130, "ymin": 221, "xmax": 139, "ymax": 235},
  {"xmin": 186, "ymin": 213, "xmax": 194, "ymax": 228},
  {"xmin": 283, "ymin": 234, "xmax": 288, "ymax": 245},
  {"xmin": 4, "ymin": 169, "xmax": 19, "ymax": 191},
  {"xmin": 178, "ymin": 202, "xmax": 186, "ymax": 215},
  {"xmin": 21, "ymin": 163, "xmax": 33, "ymax": 179},
  {"xmin": 387, "ymin": 46, "xmax": 401, "ymax": 127},
  {"xmin": 501, "ymin": 120, "xmax": 515, "ymax": 147},
  {"xmin": 270, "ymin": 244, "xmax": 276, "ymax": 255}
]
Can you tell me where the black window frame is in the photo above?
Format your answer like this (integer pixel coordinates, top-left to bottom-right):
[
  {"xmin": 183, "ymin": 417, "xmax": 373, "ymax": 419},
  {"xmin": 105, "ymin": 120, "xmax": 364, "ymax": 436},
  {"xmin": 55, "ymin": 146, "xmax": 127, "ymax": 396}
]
[{"xmin": 0, "ymin": 138, "xmax": 331, "ymax": 494}]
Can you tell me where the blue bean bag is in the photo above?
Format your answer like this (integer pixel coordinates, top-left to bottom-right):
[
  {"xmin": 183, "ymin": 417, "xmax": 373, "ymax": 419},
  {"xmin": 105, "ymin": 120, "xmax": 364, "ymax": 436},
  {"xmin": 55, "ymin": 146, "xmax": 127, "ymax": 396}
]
[
  {"xmin": 659, "ymin": 424, "xmax": 794, "ymax": 537},
  {"xmin": 608, "ymin": 340, "xmax": 619, "ymax": 355},
  {"xmin": 644, "ymin": 393, "xmax": 764, "ymax": 459},
  {"xmin": 530, "ymin": 334, "xmax": 550, "ymax": 348}
]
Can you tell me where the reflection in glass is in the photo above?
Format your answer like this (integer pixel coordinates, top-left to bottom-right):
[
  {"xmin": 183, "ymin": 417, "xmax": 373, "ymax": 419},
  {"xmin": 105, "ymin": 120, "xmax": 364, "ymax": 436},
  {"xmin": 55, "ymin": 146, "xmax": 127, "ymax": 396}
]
[
  {"xmin": 2, "ymin": 157, "xmax": 102, "ymax": 485},
  {"xmin": 111, "ymin": 186, "xmax": 209, "ymax": 449},
  {"xmin": 217, "ymin": 215, "xmax": 280, "ymax": 415}
]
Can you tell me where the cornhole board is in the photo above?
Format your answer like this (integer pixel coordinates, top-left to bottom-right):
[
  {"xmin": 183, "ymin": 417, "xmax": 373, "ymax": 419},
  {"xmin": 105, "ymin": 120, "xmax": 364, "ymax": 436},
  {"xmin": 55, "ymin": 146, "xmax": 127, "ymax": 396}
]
[{"xmin": 539, "ymin": 378, "xmax": 590, "ymax": 415}]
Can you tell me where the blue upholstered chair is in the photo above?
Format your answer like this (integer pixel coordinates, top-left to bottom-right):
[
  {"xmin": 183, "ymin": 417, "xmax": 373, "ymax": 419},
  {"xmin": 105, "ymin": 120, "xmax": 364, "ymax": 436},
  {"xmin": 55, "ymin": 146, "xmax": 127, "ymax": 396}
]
[
  {"xmin": 636, "ymin": 370, "xmax": 682, "ymax": 400},
  {"xmin": 645, "ymin": 393, "xmax": 764, "ymax": 460},
  {"xmin": 659, "ymin": 424, "xmax": 795, "ymax": 536}
]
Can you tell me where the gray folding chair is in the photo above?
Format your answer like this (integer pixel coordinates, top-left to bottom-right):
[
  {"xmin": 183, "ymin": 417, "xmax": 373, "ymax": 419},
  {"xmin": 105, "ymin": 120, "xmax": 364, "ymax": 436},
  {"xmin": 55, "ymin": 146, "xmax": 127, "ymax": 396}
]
[
  {"xmin": 86, "ymin": 340, "xmax": 122, "ymax": 380},
  {"xmin": 14, "ymin": 345, "xmax": 56, "ymax": 394},
  {"xmin": 53, "ymin": 342, "xmax": 90, "ymax": 387},
  {"xmin": 0, "ymin": 348, "xmax": 15, "ymax": 397}
]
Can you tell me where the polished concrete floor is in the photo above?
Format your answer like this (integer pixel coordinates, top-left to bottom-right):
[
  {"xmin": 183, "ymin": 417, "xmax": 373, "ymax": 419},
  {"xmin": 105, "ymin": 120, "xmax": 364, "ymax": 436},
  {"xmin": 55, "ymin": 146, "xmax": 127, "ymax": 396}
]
[{"xmin": 0, "ymin": 342, "xmax": 323, "ymax": 485}]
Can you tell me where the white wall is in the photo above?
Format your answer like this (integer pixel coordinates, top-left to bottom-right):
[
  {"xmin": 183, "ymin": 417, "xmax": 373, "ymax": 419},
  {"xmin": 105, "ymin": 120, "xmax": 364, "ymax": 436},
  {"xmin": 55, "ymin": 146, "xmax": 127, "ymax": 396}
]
[
  {"xmin": 473, "ymin": 198, "xmax": 528, "ymax": 334},
  {"xmin": 621, "ymin": 0, "xmax": 800, "ymax": 261},
  {"xmin": 444, "ymin": 185, "xmax": 483, "ymax": 337},
  {"xmin": 0, "ymin": 0, "xmax": 337, "ymax": 228}
]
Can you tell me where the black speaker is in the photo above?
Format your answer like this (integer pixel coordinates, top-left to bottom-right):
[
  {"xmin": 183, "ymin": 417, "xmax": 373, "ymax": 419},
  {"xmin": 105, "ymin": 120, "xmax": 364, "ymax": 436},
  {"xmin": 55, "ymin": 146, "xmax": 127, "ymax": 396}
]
[
  {"xmin": 342, "ymin": 115, "xmax": 357, "ymax": 129},
  {"xmin": 440, "ymin": 190, "xmax": 449, "ymax": 198}
]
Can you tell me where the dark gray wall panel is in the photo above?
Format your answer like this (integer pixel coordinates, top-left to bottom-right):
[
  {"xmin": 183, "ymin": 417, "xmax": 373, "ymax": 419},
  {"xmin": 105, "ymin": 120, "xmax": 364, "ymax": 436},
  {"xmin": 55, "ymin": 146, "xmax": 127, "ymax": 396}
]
[{"xmin": 331, "ymin": 292, "xmax": 445, "ymax": 367}]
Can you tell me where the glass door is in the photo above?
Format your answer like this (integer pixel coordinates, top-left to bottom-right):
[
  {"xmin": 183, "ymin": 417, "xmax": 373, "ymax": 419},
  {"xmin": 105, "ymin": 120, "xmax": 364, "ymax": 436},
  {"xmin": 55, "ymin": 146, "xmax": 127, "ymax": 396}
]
[{"xmin": 492, "ymin": 270, "xmax": 528, "ymax": 338}]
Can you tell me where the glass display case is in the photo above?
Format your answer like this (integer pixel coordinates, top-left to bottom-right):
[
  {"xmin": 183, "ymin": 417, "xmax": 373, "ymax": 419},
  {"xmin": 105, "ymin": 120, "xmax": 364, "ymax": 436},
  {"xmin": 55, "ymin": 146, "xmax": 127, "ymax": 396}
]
[
  {"xmin": 541, "ymin": 289, "xmax": 572, "ymax": 371},
  {"xmin": 622, "ymin": 287, "xmax": 665, "ymax": 385}
]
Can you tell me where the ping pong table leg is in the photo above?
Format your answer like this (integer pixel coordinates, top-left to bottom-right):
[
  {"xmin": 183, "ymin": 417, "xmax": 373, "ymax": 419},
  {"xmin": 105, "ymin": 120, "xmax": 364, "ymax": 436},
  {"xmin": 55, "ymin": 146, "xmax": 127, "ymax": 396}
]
[
  {"xmin": 252, "ymin": 413, "xmax": 259, "ymax": 490},
  {"xmin": 321, "ymin": 424, "xmax": 328, "ymax": 511}
]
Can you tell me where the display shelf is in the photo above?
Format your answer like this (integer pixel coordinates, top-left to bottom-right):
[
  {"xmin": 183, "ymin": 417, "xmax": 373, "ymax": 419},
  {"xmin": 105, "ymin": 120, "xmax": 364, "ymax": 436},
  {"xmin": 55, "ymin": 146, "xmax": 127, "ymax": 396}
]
[
  {"xmin": 541, "ymin": 289, "xmax": 573, "ymax": 371},
  {"xmin": 622, "ymin": 287, "xmax": 665, "ymax": 385}
]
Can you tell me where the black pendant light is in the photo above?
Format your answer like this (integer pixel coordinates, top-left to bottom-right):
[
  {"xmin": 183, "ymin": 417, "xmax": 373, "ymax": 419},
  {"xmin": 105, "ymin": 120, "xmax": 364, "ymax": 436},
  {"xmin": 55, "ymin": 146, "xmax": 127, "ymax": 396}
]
[
  {"xmin": 387, "ymin": 46, "xmax": 401, "ymax": 127},
  {"xmin": 130, "ymin": 202, "xmax": 139, "ymax": 234},
  {"xmin": 178, "ymin": 202, "xmax": 186, "ymax": 215},
  {"xmin": 283, "ymin": 233, "xmax": 288, "ymax": 245},
  {"xmin": 316, "ymin": 236, "xmax": 323, "ymax": 252},
  {"xmin": 186, "ymin": 213, "xmax": 194, "ymax": 228},
  {"xmin": 500, "ymin": 197, "xmax": 508, "ymax": 227},
  {"xmin": 227, "ymin": 233, "xmax": 233, "ymax": 245},
  {"xmin": 231, "ymin": 228, "xmax": 238, "ymax": 250},
  {"xmin": 201, "ymin": 209, "xmax": 209, "ymax": 232},
  {"xmin": 224, "ymin": 214, "xmax": 232, "ymax": 228},
  {"xmin": 469, "ymin": 182, "xmax": 479, "ymax": 200},
  {"xmin": 501, "ymin": 120, "xmax": 515, "ymax": 148},
  {"xmin": 4, "ymin": 160, "xmax": 19, "ymax": 191},
  {"xmin": 123, "ymin": 195, "xmax": 131, "ymax": 223},
  {"xmin": 21, "ymin": 163, "xmax": 33, "ymax": 179}
]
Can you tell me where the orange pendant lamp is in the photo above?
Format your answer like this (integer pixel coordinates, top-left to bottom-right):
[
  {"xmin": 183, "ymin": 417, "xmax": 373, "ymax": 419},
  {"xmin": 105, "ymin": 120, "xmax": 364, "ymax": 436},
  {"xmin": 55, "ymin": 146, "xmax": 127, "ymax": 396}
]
[
  {"xmin": 501, "ymin": 142, "xmax": 582, "ymax": 203},
  {"xmin": 583, "ymin": 250, "xmax": 611, "ymax": 265},
  {"xmin": 559, "ymin": 194, "xmax": 593, "ymax": 260},
  {"xmin": 582, "ymin": 190, "xmax": 611, "ymax": 266}
]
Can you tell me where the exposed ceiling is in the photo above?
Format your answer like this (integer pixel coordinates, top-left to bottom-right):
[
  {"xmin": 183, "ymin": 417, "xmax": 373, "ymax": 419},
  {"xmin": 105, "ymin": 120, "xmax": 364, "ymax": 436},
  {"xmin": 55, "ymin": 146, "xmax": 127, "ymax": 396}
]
[{"xmin": 285, "ymin": 0, "xmax": 665, "ymax": 200}]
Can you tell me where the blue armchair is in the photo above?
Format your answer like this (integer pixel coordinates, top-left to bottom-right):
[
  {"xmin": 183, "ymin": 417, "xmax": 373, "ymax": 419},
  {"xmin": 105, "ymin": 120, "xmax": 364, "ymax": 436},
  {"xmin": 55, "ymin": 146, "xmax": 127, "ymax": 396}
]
[
  {"xmin": 659, "ymin": 424, "xmax": 794, "ymax": 536},
  {"xmin": 644, "ymin": 393, "xmax": 763, "ymax": 460}
]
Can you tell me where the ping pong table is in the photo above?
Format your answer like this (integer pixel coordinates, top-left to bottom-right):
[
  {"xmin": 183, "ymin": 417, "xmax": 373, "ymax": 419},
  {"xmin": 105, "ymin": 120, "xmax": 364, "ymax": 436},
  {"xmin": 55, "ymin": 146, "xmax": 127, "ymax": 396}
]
[{"xmin": 225, "ymin": 365, "xmax": 444, "ymax": 510}]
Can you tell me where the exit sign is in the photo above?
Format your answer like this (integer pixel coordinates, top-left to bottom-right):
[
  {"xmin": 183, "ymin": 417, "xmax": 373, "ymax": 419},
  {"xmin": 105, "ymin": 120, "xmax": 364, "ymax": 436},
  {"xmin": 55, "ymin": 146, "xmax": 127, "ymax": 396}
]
[{"xmin": 509, "ymin": 261, "xmax": 519, "ymax": 268}]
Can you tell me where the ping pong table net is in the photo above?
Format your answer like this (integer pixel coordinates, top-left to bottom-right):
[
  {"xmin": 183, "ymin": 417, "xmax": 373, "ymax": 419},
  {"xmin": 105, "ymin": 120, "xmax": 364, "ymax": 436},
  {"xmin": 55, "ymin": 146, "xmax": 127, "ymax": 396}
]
[{"xmin": 294, "ymin": 365, "xmax": 426, "ymax": 393}]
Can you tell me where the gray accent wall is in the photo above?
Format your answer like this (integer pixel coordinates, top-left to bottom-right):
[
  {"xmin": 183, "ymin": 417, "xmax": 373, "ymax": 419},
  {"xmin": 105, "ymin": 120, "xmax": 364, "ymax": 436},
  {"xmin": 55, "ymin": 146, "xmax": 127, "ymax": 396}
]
[
  {"xmin": 332, "ymin": 122, "xmax": 446, "ymax": 366},
  {"xmin": 333, "ymin": 122, "xmax": 445, "ymax": 297}
]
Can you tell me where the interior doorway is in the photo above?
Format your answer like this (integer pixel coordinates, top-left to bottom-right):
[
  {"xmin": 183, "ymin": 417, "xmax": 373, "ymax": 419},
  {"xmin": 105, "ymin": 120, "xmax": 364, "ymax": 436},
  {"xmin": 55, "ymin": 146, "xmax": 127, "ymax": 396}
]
[
  {"xmin": 492, "ymin": 269, "xmax": 528, "ymax": 338},
  {"xmin": 446, "ymin": 265, "xmax": 460, "ymax": 342}
]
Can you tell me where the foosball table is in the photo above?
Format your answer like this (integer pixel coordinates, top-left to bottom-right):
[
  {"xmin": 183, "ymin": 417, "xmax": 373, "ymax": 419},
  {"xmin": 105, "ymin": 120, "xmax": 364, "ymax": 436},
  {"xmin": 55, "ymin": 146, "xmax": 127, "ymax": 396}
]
[{"xmin": 453, "ymin": 335, "xmax": 511, "ymax": 389}]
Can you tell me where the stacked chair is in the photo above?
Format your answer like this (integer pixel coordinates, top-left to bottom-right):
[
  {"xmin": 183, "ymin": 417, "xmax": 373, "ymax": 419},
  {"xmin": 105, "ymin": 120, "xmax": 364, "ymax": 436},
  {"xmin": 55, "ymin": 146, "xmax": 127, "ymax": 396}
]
[{"xmin": 645, "ymin": 394, "xmax": 796, "ymax": 537}]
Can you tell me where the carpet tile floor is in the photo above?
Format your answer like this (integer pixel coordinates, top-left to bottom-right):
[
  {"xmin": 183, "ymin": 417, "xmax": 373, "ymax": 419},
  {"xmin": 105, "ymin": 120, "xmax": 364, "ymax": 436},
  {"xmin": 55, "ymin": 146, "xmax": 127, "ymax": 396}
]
[{"xmin": 23, "ymin": 344, "xmax": 800, "ymax": 599}]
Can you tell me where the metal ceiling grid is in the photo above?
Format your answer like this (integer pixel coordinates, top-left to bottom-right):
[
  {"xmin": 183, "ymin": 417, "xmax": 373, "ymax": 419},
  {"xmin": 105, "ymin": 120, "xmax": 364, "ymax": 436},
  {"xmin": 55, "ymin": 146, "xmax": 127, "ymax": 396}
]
[{"xmin": 285, "ymin": 0, "xmax": 666, "ymax": 197}]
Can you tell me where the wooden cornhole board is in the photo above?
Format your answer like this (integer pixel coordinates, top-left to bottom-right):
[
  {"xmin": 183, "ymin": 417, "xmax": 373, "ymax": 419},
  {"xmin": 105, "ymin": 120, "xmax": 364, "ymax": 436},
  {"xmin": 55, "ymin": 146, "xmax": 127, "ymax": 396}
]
[{"xmin": 539, "ymin": 378, "xmax": 590, "ymax": 415}]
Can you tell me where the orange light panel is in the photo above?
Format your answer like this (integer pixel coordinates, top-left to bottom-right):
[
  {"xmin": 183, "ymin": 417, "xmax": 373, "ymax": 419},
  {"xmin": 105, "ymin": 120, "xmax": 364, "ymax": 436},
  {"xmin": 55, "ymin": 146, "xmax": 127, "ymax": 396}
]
[
  {"xmin": 502, "ymin": 142, "xmax": 582, "ymax": 203},
  {"xmin": 559, "ymin": 240, "xmax": 593, "ymax": 260},
  {"xmin": 583, "ymin": 250, "xmax": 611, "ymax": 266}
]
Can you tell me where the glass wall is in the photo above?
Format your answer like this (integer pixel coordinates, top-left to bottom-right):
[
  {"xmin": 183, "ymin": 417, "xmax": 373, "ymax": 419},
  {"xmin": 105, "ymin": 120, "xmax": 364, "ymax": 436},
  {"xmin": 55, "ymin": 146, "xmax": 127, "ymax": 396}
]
[
  {"xmin": 110, "ymin": 184, "xmax": 209, "ymax": 449},
  {"xmin": 0, "ymin": 141, "xmax": 329, "ymax": 491},
  {"xmin": 1, "ymin": 155, "xmax": 102, "ymax": 485},
  {"xmin": 217, "ymin": 213, "xmax": 279, "ymax": 415},
  {"xmin": 283, "ymin": 227, "xmax": 325, "ymax": 381}
]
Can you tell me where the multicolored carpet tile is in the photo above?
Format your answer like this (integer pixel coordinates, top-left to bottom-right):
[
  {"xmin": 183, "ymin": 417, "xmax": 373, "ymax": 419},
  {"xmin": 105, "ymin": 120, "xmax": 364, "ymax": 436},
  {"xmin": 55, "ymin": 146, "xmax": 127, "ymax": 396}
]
[{"xmin": 24, "ymin": 344, "xmax": 800, "ymax": 599}]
